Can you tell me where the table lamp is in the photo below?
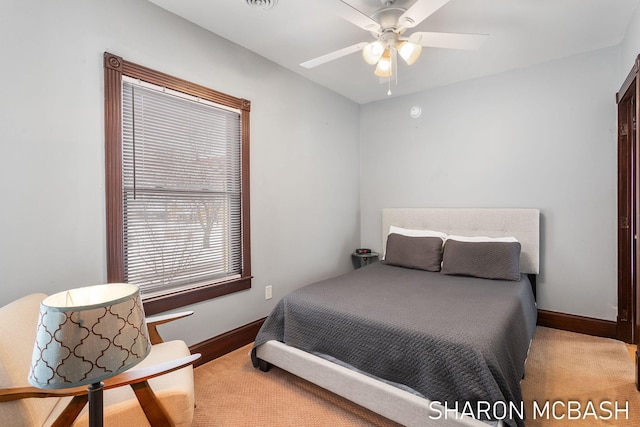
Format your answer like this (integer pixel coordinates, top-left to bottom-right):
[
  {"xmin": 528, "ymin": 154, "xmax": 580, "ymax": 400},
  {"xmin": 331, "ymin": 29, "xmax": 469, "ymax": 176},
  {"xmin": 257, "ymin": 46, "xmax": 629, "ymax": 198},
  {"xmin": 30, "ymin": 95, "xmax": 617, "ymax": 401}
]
[{"xmin": 28, "ymin": 283, "xmax": 151, "ymax": 427}]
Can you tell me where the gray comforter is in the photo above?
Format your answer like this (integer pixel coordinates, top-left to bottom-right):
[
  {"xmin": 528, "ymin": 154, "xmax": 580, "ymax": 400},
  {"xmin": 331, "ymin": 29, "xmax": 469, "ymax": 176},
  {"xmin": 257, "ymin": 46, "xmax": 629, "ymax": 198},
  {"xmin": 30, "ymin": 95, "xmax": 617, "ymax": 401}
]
[{"xmin": 252, "ymin": 262, "xmax": 537, "ymax": 427}]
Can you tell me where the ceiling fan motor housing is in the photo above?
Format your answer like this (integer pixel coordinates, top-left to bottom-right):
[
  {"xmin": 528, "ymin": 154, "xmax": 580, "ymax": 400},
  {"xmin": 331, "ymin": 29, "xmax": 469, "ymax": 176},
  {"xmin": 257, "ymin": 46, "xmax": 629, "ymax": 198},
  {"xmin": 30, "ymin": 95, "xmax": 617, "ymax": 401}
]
[{"xmin": 372, "ymin": 7, "xmax": 407, "ymax": 33}]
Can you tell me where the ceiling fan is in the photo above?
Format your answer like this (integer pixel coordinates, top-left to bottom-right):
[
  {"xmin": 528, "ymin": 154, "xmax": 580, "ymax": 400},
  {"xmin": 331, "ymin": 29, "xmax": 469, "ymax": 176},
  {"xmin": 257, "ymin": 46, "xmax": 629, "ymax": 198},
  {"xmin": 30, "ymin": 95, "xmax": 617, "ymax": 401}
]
[{"xmin": 301, "ymin": 0, "xmax": 488, "ymax": 94}]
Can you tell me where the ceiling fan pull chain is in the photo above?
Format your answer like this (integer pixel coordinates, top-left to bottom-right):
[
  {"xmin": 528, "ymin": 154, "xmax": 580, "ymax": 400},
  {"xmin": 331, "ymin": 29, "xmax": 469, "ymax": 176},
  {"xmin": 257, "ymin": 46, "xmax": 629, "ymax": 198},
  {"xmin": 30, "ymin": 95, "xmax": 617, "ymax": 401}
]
[{"xmin": 386, "ymin": 47, "xmax": 397, "ymax": 96}]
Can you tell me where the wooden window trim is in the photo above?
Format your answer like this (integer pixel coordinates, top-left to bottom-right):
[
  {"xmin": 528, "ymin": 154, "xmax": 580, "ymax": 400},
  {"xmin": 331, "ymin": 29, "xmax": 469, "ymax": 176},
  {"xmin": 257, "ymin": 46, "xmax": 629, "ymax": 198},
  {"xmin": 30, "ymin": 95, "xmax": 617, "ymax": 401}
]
[{"xmin": 104, "ymin": 52, "xmax": 251, "ymax": 315}]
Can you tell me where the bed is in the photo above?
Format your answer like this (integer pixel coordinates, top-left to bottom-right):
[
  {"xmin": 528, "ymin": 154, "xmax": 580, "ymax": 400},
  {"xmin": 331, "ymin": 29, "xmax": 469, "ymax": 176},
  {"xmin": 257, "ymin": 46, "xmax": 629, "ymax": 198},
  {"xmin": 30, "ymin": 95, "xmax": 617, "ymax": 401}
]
[{"xmin": 251, "ymin": 208, "xmax": 539, "ymax": 427}]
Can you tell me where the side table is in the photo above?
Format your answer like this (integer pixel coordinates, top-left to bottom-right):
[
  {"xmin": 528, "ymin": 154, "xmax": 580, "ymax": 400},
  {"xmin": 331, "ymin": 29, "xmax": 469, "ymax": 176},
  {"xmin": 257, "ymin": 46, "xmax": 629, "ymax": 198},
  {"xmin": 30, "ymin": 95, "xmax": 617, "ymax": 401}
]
[{"xmin": 351, "ymin": 251, "xmax": 379, "ymax": 269}]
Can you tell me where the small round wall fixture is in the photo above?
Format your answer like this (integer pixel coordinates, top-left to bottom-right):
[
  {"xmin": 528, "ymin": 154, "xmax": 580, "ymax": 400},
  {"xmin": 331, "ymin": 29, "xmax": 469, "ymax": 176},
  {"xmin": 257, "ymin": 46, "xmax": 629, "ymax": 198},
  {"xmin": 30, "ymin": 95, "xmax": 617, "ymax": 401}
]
[
  {"xmin": 246, "ymin": 0, "xmax": 278, "ymax": 9},
  {"xmin": 410, "ymin": 106, "xmax": 422, "ymax": 118}
]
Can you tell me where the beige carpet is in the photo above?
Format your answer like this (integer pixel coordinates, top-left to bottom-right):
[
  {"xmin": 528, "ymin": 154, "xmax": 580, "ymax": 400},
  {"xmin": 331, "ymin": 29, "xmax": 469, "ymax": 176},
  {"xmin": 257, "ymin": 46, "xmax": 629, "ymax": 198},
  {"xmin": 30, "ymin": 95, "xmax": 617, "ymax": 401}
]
[
  {"xmin": 192, "ymin": 345, "xmax": 400, "ymax": 426},
  {"xmin": 192, "ymin": 327, "xmax": 639, "ymax": 426},
  {"xmin": 521, "ymin": 327, "xmax": 640, "ymax": 426}
]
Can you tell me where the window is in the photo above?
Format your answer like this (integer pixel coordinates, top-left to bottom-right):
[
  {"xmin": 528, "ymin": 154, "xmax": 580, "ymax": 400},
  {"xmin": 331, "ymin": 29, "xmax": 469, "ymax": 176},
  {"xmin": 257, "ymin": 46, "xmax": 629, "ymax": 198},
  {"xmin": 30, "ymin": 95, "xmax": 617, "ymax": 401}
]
[{"xmin": 104, "ymin": 53, "xmax": 251, "ymax": 315}]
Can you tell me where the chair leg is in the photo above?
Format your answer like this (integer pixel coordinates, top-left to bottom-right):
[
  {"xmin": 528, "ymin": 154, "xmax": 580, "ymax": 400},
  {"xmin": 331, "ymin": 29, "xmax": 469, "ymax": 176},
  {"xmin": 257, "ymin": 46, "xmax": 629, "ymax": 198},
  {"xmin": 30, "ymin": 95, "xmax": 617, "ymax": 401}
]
[
  {"xmin": 131, "ymin": 380, "xmax": 174, "ymax": 426},
  {"xmin": 52, "ymin": 395, "xmax": 89, "ymax": 427}
]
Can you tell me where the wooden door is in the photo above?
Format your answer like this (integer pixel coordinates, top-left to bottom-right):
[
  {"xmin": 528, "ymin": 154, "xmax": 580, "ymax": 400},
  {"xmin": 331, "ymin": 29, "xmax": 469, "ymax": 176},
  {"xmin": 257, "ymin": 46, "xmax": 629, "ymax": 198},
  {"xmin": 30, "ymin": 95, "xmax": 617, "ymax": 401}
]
[
  {"xmin": 617, "ymin": 58, "xmax": 638, "ymax": 345},
  {"xmin": 616, "ymin": 56, "xmax": 640, "ymax": 390}
]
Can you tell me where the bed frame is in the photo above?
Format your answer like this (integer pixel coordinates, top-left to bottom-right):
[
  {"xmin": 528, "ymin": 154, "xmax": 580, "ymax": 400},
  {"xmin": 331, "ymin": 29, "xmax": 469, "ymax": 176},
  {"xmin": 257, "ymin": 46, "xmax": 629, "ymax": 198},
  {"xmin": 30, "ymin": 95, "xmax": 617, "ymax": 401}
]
[{"xmin": 255, "ymin": 208, "xmax": 540, "ymax": 427}]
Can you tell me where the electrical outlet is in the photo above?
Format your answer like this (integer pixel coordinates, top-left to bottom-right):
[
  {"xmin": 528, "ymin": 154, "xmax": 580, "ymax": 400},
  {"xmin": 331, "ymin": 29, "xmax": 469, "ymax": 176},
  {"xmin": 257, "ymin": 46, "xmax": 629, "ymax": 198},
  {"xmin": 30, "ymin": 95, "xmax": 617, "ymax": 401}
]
[{"xmin": 265, "ymin": 285, "xmax": 273, "ymax": 300}]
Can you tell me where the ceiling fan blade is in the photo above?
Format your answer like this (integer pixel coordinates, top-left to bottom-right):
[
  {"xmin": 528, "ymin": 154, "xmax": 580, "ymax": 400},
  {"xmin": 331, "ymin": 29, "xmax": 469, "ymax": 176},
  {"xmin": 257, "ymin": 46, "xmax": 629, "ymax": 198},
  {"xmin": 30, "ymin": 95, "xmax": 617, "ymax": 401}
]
[
  {"xmin": 409, "ymin": 32, "xmax": 489, "ymax": 50},
  {"xmin": 398, "ymin": 0, "xmax": 451, "ymax": 29},
  {"xmin": 327, "ymin": 1, "xmax": 381, "ymax": 33},
  {"xmin": 300, "ymin": 42, "xmax": 369, "ymax": 69}
]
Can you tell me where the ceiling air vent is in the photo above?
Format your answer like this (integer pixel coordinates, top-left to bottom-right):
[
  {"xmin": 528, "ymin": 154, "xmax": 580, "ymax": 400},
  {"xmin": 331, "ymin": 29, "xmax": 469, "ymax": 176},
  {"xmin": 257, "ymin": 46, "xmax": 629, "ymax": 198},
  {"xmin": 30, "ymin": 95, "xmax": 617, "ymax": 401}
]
[{"xmin": 246, "ymin": 0, "xmax": 278, "ymax": 10}]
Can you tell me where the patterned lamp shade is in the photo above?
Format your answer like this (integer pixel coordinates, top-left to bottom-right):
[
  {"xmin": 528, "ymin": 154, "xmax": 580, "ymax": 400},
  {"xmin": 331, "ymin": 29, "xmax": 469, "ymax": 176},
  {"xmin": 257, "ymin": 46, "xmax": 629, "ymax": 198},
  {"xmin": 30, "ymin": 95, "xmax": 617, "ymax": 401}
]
[{"xmin": 28, "ymin": 283, "xmax": 151, "ymax": 389}]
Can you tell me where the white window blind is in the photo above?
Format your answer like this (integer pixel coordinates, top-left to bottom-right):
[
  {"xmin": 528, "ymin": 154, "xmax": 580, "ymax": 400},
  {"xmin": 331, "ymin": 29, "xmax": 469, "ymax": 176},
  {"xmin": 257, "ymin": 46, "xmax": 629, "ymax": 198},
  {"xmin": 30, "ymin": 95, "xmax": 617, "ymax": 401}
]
[{"xmin": 121, "ymin": 79, "xmax": 242, "ymax": 298}]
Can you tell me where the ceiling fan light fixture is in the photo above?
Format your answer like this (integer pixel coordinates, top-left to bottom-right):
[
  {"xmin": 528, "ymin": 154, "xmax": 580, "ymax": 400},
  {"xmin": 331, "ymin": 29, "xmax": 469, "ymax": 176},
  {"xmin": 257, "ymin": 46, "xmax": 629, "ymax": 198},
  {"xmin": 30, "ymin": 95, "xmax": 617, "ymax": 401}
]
[
  {"xmin": 374, "ymin": 51, "xmax": 392, "ymax": 77},
  {"xmin": 398, "ymin": 41, "xmax": 422, "ymax": 65},
  {"xmin": 362, "ymin": 41, "xmax": 385, "ymax": 65}
]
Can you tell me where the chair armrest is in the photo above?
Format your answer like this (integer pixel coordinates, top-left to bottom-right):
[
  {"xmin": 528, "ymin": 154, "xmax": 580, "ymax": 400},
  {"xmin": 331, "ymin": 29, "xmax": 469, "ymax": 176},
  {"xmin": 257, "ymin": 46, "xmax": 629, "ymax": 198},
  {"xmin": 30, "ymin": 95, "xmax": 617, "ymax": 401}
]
[
  {"xmin": 146, "ymin": 311, "xmax": 194, "ymax": 344},
  {"xmin": 0, "ymin": 384, "xmax": 88, "ymax": 402},
  {"xmin": 0, "ymin": 353, "xmax": 201, "ymax": 402}
]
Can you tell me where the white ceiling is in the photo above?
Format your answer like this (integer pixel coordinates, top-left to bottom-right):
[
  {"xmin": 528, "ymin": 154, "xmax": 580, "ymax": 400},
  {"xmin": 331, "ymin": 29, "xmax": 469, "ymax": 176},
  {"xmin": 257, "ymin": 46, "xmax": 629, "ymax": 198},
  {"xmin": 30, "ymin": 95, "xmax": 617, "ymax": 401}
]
[{"xmin": 147, "ymin": 0, "xmax": 640, "ymax": 104}]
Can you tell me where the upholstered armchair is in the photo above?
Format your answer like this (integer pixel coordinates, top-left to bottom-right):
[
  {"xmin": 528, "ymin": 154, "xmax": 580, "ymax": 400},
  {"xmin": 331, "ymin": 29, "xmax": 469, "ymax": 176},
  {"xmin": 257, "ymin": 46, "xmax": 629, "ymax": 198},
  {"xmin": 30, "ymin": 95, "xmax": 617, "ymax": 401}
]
[{"xmin": 0, "ymin": 293, "xmax": 200, "ymax": 427}]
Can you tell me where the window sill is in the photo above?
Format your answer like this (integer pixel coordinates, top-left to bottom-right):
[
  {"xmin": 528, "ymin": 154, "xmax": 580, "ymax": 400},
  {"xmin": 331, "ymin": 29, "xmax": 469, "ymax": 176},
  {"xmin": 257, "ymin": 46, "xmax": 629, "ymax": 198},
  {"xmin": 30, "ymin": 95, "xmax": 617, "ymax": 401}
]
[{"xmin": 142, "ymin": 276, "xmax": 252, "ymax": 315}]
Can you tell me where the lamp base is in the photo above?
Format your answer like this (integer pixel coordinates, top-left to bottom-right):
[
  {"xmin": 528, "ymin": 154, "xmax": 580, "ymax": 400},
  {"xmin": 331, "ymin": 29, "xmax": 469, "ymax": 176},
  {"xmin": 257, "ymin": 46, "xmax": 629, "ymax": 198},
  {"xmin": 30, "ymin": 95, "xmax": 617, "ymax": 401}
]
[{"xmin": 88, "ymin": 382, "xmax": 104, "ymax": 427}]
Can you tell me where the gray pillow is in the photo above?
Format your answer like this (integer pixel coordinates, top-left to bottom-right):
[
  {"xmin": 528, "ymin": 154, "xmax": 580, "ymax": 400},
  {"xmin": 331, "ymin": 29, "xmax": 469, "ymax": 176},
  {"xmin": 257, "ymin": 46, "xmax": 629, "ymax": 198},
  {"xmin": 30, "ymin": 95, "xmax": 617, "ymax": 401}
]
[
  {"xmin": 382, "ymin": 233, "xmax": 443, "ymax": 272},
  {"xmin": 441, "ymin": 240, "xmax": 521, "ymax": 281}
]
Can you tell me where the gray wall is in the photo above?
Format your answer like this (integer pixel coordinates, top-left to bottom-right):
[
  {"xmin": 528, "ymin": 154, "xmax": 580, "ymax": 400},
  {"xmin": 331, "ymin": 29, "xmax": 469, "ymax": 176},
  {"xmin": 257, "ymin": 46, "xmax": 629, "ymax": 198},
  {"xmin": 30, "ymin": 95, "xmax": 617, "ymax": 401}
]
[
  {"xmin": 359, "ymin": 47, "xmax": 620, "ymax": 321},
  {"xmin": 620, "ymin": 2, "xmax": 640, "ymax": 84},
  {"xmin": 0, "ymin": 0, "xmax": 361, "ymax": 345}
]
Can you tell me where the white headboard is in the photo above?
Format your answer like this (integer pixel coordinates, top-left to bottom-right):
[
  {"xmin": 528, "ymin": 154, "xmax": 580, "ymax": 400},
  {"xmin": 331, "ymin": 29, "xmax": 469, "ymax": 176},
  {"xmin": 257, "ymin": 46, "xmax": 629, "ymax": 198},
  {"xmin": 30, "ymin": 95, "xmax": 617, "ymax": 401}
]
[{"xmin": 382, "ymin": 208, "xmax": 540, "ymax": 274}]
